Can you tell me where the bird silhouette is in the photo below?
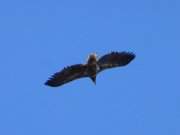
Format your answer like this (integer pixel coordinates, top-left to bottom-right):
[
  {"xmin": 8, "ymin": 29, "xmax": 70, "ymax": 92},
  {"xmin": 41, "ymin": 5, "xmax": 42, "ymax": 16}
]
[{"xmin": 45, "ymin": 51, "xmax": 135, "ymax": 87}]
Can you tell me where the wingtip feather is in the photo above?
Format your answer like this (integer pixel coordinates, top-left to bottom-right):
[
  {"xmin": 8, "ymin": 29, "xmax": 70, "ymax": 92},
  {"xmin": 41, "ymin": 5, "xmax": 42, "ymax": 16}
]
[{"xmin": 44, "ymin": 80, "xmax": 58, "ymax": 87}]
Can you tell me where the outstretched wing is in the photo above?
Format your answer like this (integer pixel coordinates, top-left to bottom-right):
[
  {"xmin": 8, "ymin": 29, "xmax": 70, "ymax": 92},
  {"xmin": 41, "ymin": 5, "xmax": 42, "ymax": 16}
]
[
  {"xmin": 45, "ymin": 64, "xmax": 88, "ymax": 87},
  {"xmin": 97, "ymin": 52, "xmax": 135, "ymax": 72}
]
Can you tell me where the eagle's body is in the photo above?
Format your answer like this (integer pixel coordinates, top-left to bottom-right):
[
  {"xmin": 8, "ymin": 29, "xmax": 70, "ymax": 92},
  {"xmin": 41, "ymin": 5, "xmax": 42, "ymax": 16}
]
[
  {"xmin": 86, "ymin": 54, "xmax": 99, "ymax": 83},
  {"xmin": 45, "ymin": 52, "xmax": 135, "ymax": 87}
]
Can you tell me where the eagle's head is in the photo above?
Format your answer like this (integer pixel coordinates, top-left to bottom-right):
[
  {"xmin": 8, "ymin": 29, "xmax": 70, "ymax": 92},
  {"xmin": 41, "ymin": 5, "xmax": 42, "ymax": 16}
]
[{"xmin": 87, "ymin": 53, "xmax": 97, "ymax": 64}]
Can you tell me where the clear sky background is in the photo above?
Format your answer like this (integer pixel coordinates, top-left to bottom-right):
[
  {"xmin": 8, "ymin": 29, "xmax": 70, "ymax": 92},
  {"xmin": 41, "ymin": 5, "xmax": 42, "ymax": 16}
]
[{"xmin": 0, "ymin": 0, "xmax": 180, "ymax": 135}]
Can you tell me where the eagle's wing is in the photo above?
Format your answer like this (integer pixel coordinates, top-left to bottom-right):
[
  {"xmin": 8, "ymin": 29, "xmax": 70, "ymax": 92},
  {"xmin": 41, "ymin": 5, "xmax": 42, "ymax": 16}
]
[
  {"xmin": 45, "ymin": 64, "xmax": 88, "ymax": 87},
  {"xmin": 97, "ymin": 52, "xmax": 135, "ymax": 72}
]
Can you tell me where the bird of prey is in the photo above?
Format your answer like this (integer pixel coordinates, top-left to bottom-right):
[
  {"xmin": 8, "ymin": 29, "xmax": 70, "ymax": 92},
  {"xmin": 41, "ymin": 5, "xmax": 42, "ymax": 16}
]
[{"xmin": 45, "ymin": 51, "xmax": 135, "ymax": 87}]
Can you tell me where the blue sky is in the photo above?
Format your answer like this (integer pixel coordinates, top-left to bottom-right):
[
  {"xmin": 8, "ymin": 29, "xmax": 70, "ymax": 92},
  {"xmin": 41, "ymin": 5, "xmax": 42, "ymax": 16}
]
[{"xmin": 0, "ymin": 0, "xmax": 180, "ymax": 135}]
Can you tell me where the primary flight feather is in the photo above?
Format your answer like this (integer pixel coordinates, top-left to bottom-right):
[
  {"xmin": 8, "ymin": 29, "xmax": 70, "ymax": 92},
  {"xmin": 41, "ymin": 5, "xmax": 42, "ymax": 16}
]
[{"xmin": 45, "ymin": 51, "xmax": 135, "ymax": 87}]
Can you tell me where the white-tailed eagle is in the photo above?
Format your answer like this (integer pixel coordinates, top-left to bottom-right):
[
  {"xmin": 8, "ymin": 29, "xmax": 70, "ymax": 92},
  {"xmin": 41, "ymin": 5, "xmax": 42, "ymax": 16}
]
[{"xmin": 45, "ymin": 51, "xmax": 135, "ymax": 87}]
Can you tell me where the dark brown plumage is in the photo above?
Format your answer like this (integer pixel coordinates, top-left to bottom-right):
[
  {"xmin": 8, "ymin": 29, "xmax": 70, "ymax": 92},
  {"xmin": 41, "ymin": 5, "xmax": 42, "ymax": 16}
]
[{"xmin": 45, "ymin": 51, "xmax": 135, "ymax": 87}]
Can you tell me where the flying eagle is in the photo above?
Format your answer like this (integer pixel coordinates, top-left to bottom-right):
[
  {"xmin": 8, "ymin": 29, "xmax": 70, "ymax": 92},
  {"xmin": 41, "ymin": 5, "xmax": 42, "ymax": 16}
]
[{"xmin": 45, "ymin": 51, "xmax": 135, "ymax": 87}]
